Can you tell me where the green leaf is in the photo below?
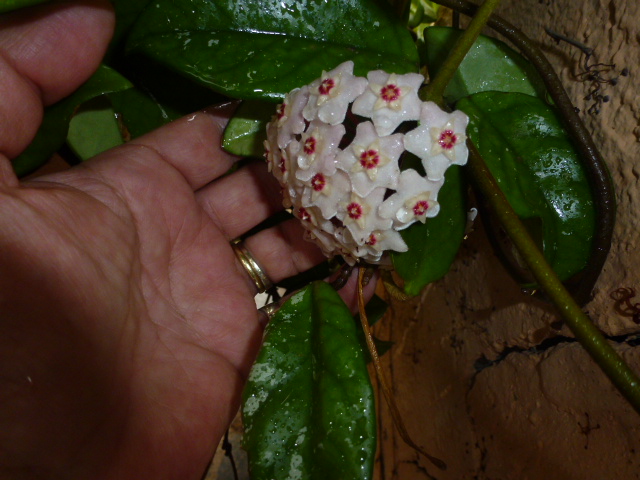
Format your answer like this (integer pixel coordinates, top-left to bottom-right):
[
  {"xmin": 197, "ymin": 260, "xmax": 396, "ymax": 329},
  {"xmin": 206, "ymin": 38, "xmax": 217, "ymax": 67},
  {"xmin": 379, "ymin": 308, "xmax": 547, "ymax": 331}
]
[
  {"xmin": 0, "ymin": 0, "xmax": 51, "ymax": 14},
  {"xmin": 66, "ymin": 97, "xmax": 124, "ymax": 161},
  {"xmin": 108, "ymin": 57, "xmax": 226, "ymax": 139},
  {"xmin": 12, "ymin": 64, "xmax": 133, "ymax": 177},
  {"xmin": 242, "ymin": 281, "xmax": 376, "ymax": 480},
  {"xmin": 424, "ymin": 26, "xmax": 546, "ymax": 104},
  {"xmin": 222, "ymin": 100, "xmax": 273, "ymax": 157},
  {"xmin": 108, "ymin": 0, "xmax": 156, "ymax": 57},
  {"xmin": 392, "ymin": 163, "xmax": 467, "ymax": 296},
  {"xmin": 457, "ymin": 91, "xmax": 596, "ymax": 283},
  {"xmin": 126, "ymin": 0, "xmax": 419, "ymax": 102}
]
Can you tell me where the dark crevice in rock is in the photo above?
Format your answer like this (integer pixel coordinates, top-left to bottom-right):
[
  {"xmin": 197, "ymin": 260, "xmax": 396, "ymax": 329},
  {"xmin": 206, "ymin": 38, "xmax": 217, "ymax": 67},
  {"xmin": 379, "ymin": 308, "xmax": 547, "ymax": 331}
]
[
  {"xmin": 473, "ymin": 331, "xmax": 640, "ymax": 375},
  {"xmin": 473, "ymin": 335, "xmax": 577, "ymax": 373}
]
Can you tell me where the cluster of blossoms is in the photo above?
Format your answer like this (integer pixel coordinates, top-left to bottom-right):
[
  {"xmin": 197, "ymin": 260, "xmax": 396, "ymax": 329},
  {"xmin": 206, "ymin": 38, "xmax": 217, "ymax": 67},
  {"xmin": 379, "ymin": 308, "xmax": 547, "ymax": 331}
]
[{"xmin": 264, "ymin": 61, "xmax": 469, "ymax": 265}]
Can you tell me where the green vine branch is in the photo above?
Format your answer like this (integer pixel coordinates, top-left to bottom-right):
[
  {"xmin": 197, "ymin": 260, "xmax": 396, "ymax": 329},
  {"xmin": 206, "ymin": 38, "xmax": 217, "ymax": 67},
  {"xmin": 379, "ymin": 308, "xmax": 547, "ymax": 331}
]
[
  {"xmin": 421, "ymin": 0, "xmax": 503, "ymax": 102},
  {"xmin": 425, "ymin": 0, "xmax": 640, "ymax": 413},
  {"xmin": 466, "ymin": 142, "xmax": 640, "ymax": 413}
]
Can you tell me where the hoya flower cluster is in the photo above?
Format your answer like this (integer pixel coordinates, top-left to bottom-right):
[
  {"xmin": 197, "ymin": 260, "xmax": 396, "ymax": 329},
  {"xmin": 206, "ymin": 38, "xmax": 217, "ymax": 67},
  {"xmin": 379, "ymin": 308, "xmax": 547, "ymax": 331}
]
[{"xmin": 264, "ymin": 61, "xmax": 469, "ymax": 265}]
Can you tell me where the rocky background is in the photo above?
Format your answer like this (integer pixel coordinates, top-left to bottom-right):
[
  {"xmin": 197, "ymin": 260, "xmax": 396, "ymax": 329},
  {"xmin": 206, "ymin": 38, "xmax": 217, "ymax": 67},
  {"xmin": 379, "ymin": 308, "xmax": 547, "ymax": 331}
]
[
  {"xmin": 207, "ymin": 0, "xmax": 640, "ymax": 478},
  {"xmin": 374, "ymin": 0, "xmax": 640, "ymax": 478}
]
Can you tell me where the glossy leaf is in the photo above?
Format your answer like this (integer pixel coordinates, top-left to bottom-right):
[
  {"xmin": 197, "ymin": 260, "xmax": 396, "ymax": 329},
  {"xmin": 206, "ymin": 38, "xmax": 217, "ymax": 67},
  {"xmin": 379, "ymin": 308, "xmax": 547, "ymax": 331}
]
[
  {"xmin": 242, "ymin": 281, "xmax": 376, "ymax": 480},
  {"xmin": 457, "ymin": 91, "xmax": 596, "ymax": 283},
  {"xmin": 12, "ymin": 65, "xmax": 133, "ymax": 177},
  {"xmin": 424, "ymin": 26, "xmax": 546, "ymax": 104},
  {"xmin": 66, "ymin": 97, "xmax": 124, "ymax": 161},
  {"xmin": 109, "ymin": 58, "xmax": 225, "ymax": 139},
  {"xmin": 0, "ymin": 0, "xmax": 50, "ymax": 14},
  {"xmin": 126, "ymin": 0, "xmax": 419, "ymax": 102},
  {"xmin": 392, "ymin": 162, "xmax": 467, "ymax": 296},
  {"xmin": 222, "ymin": 100, "xmax": 273, "ymax": 157},
  {"xmin": 108, "ymin": 0, "xmax": 156, "ymax": 57}
]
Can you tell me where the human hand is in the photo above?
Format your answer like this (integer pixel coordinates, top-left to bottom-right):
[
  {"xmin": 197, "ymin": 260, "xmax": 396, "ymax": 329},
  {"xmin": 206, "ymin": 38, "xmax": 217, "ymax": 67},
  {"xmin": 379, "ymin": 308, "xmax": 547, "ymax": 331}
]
[{"xmin": 0, "ymin": 2, "xmax": 371, "ymax": 479}]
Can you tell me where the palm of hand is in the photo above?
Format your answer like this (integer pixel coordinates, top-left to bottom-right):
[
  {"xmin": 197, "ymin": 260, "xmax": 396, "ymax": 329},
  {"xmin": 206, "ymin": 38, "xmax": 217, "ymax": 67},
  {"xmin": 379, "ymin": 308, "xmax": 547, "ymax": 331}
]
[
  {"xmin": 1, "ymin": 114, "xmax": 268, "ymax": 478},
  {"xmin": 0, "ymin": 2, "xmax": 369, "ymax": 478}
]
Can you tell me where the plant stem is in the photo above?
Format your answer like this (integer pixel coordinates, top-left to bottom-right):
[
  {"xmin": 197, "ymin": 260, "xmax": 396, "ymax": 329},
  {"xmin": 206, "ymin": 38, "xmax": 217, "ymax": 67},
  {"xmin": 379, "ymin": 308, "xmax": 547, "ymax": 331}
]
[
  {"xmin": 421, "ymin": 0, "xmax": 640, "ymax": 412},
  {"xmin": 421, "ymin": 0, "xmax": 502, "ymax": 102},
  {"xmin": 466, "ymin": 143, "xmax": 640, "ymax": 413},
  {"xmin": 357, "ymin": 269, "xmax": 446, "ymax": 471},
  {"xmin": 433, "ymin": 0, "xmax": 615, "ymax": 306}
]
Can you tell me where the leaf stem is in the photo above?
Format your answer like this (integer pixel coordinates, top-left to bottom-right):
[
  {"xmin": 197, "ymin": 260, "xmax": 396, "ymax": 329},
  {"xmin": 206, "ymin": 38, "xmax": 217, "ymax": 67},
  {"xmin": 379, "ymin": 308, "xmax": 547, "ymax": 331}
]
[
  {"xmin": 421, "ymin": 0, "xmax": 503, "ymax": 103},
  {"xmin": 466, "ymin": 142, "xmax": 640, "ymax": 413}
]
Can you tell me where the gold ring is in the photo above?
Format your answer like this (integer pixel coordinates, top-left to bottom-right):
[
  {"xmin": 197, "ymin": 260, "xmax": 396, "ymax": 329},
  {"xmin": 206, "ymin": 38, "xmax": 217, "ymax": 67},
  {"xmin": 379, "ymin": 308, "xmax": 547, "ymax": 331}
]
[{"xmin": 231, "ymin": 240, "xmax": 274, "ymax": 294}]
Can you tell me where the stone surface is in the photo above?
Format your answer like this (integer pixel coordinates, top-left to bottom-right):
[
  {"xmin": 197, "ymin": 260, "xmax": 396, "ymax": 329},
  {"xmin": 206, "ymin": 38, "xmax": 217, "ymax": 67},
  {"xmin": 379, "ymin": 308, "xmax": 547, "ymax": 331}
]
[{"xmin": 375, "ymin": 0, "xmax": 640, "ymax": 478}]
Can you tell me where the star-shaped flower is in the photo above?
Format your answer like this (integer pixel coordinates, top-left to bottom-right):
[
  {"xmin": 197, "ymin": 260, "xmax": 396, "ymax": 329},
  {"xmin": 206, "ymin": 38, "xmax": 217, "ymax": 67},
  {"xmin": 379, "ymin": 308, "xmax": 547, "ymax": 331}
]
[
  {"xmin": 403, "ymin": 101, "xmax": 469, "ymax": 181},
  {"xmin": 275, "ymin": 87, "xmax": 309, "ymax": 149},
  {"xmin": 378, "ymin": 169, "xmax": 443, "ymax": 229},
  {"xmin": 291, "ymin": 120, "xmax": 345, "ymax": 182},
  {"xmin": 352, "ymin": 70, "xmax": 424, "ymax": 136},
  {"xmin": 336, "ymin": 121, "xmax": 402, "ymax": 197},
  {"xmin": 301, "ymin": 170, "xmax": 351, "ymax": 220},
  {"xmin": 302, "ymin": 61, "xmax": 367, "ymax": 125},
  {"xmin": 338, "ymin": 188, "xmax": 393, "ymax": 244}
]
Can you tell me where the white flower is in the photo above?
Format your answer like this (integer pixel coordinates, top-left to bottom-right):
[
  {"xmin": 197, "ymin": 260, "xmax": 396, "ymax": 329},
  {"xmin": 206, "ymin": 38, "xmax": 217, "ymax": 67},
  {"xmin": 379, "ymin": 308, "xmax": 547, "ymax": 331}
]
[
  {"xmin": 262, "ymin": 62, "xmax": 468, "ymax": 265},
  {"xmin": 275, "ymin": 87, "xmax": 309, "ymax": 149},
  {"xmin": 292, "ymin": 120, "xmax": 344, "ymax": 182},
  {"xmin": 404, "ymin": 101, "xmax": 469, "ymax": 181},
  {"xmin": 352, "ymin": 71, "xmax": 424, "ymax": 136},
  {"xmin": 302, "ymin": 61, "xmax": 367, "ymax": 125},
  {"xmin": 301, "ymin": 170, "xmax": 352, "ymax": 220},
  {"xmin": 347, "ymin": 227, "xmax": 408, "ymax": 260},
  {"xmin": 336, "ymin": 121, "xmax": 402, "ymax": 197},
  {"xmin": 338, "ymin": 188, "xmax": 393, "ymax": 244},
  {"xmin": 378, "ymin": 169, "xmax": 443, "ymax": 229}
]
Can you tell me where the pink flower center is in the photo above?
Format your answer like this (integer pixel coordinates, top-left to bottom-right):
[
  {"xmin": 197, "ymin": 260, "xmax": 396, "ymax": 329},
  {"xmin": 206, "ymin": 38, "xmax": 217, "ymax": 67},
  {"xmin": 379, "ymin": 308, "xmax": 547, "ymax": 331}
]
[
  {"xmin": 359, "ymin": 149, "xmax": 380, "ymax": 169},
  {"xmin": 311, "ymin": 173, "xmax": 326, "ymax": 191},
  {"xmin": 303, "ymin": 136, "xmax": 317, "ymax": 155},
  {"xmin": 318, "ymin": 78, "xmax": 335, "ymax": 96},
  {"xmin": 380, "ymin": 84, "xmax": 401, "ymax": 103},
  {"xmin": 413, "ymin": 200, "xmax": 429, "ymax": 217},
  {"xmin": 298, "ymin": 207, "xmax": 311, "ymax": 222},
  {"xmin": 276, "ymin": 103, "xmax": 286, "ymax": 120},
  {"xmin": 347, "ymin": 202, "xmax": 363, "ymax": 220},
  {"xmin": 365, "ymin": 233, "xmax": 378, "ymax": 246},
  {"xmin": 438, "ymin": 130, "xmax": 458, "ymax": 150}
]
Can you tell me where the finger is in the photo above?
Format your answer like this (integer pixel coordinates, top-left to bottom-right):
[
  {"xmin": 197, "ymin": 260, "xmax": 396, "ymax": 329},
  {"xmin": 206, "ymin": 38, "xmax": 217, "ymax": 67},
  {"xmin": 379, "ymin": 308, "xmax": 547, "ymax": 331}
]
[
  {"xmin": 0, "ymin": 0, "xmax": 114, "ymax": 158},
  {"xmin": 335, "ymin": 267, "xmax": 379, "ymax": 313},
  {"xmin": 126, "ymin": 103, "xmax": 241, "ymax": 190},
  {"xmin": 241, "ymin": 219, "xmax": 327, "ymax": 288},
  {"xmin": 197, "ymin": 160, "xmax": 284, "ymax": 240}
]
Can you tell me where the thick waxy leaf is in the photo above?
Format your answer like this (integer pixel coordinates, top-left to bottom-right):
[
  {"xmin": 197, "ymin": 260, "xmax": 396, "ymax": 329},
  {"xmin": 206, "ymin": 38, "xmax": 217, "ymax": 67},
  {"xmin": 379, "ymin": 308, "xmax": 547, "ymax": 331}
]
[
  {"xmin": 457, "ymin": 92, "xmax": 596, "ymax": 283},
  {"xmin": 109, "ymin": 0, "xmax": 156, "ymax": 56},
  {"xmin": 222, "ymin": 100, "xmax": 273, "ymax": 157},
  {"xmin": 392, "ymin": 164, "xmax": 467, "ymax": 295},
  {"xmin": 66, "ymin": 97, "xmax": 124, "ymax": 161},
  {"xmin": 0, "ymin": 0, "xmax": 50, "ymax": 14},
  {"xmin": 242, "ymin": 281, "xmax": 376, "ymax": 480},
  {"xmin": 126, "ymin": 0, "xmax": 419, "ymax": 101},
  {"xmin": 109, "ymin": 57, "xmax": 226, "ymax": 139},
  {"xmin": 424, "ymin": 26, "xmax": 546, "ymax": 104},
  {"xmin": 12, "ymin": 65, "xmax": 132, "ymax": 177}
]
